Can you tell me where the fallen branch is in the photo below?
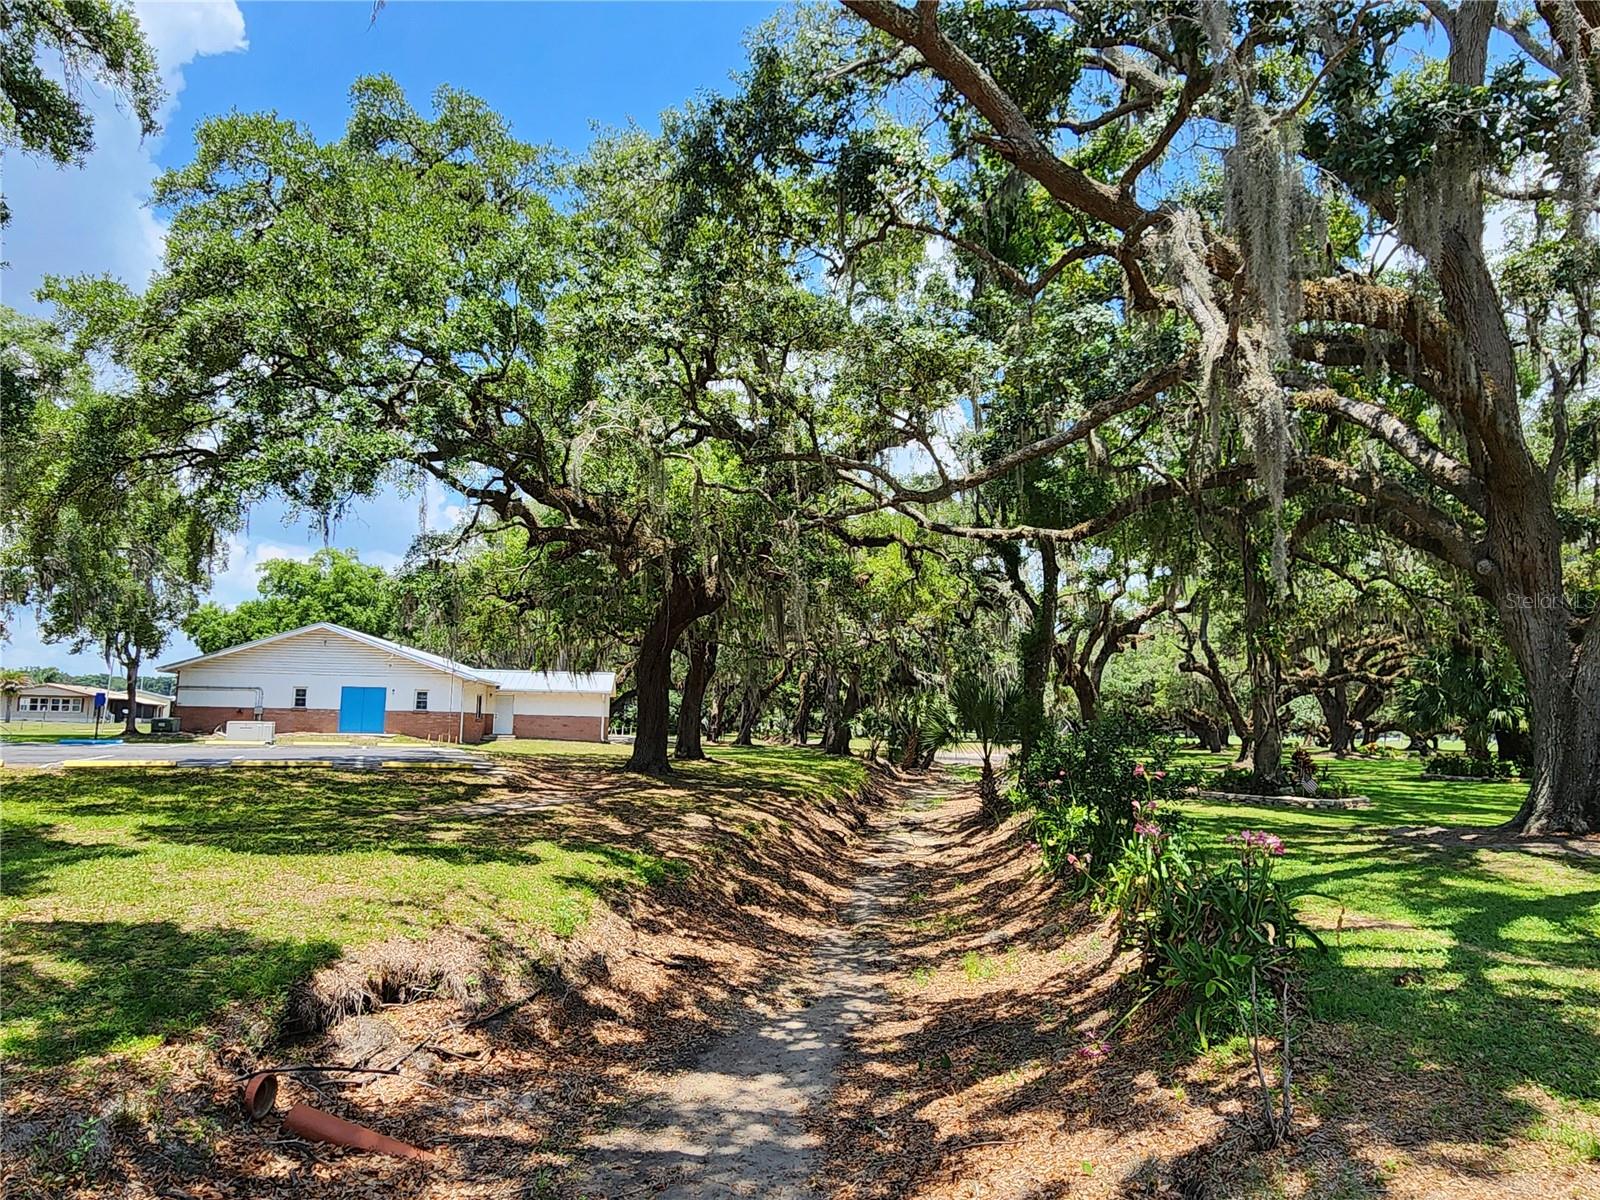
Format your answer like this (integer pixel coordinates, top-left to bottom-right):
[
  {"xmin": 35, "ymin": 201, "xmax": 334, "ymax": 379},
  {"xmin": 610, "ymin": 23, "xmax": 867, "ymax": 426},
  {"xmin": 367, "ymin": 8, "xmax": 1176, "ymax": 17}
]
[{"xmin": 233, "ymin": 1064, "xmax": 402, "ymax": 1082}]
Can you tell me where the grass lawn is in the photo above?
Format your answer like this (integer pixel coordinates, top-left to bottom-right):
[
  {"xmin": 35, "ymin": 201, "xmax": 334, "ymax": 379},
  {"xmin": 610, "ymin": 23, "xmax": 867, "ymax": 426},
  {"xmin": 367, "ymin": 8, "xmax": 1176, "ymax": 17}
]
[
  {"xmin": 0, "ymin": 721, "xmax": 142, "ymax": 743},
  {"xmin": 1, "ymin": 741, "xmax": 864, "ymax": 1069},
  {"xmin": 1175, "ymin": 750, "xmax": 1600, "ymax": 1151}
]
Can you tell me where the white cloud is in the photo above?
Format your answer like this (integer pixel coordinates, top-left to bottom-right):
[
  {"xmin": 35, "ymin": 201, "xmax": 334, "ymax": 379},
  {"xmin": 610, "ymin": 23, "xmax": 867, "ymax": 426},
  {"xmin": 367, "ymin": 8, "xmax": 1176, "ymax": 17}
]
[
  {"xmin": 207, "ymin": 533, "xmax": 314, "ymax": 606},
  {"xmin": 1, "ymin": 2, "xmax": 247, "ymax": 673},
  {"xmin": 0, "ymin": 0, "xmax": 246, "ymax": 309},
  {"xmin": 421, "ymin": 477, "xmax": 468, "ymax": 535}
]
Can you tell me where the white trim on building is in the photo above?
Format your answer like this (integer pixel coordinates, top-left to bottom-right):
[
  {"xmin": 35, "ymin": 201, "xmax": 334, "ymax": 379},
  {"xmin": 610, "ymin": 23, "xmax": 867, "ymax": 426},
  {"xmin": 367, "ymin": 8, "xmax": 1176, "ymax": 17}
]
[{"xmin": 157, "ymin": 623, "xmax": 615, "ymax": 743}]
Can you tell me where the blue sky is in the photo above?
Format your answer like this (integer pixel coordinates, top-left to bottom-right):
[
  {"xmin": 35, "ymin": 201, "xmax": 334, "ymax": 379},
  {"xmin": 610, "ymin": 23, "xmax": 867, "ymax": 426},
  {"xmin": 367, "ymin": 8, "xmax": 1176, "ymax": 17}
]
[{"xmin": 2, "ymin": 0, "xmax": 778, "ymax": 673}]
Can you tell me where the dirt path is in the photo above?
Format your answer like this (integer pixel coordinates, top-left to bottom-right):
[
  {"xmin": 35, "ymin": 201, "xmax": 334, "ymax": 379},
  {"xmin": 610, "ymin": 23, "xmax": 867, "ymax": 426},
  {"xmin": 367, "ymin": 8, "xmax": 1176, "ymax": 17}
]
[{"xmin": 576, "ymin": 774, "xmax": 953, "ymax": 1198}]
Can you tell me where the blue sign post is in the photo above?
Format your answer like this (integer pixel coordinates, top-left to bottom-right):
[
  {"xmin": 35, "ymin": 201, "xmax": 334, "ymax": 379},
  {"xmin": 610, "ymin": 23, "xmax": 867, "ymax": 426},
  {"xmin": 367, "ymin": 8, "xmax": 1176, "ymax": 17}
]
[{"xmin": 93, "ymin": 690, "xmax": 106, "ymax": 739}]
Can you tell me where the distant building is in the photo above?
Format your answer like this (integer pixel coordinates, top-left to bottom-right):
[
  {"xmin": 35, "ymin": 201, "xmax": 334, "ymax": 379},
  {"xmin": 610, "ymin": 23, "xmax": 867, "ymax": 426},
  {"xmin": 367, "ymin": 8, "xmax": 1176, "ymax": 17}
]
[
  {"xmin": 158, "ymin": 623, "xmax": 615, "ymax": 744},
  {"xmin": 3, "ymin": 682, "xmax": 172, "ymax": 723}
]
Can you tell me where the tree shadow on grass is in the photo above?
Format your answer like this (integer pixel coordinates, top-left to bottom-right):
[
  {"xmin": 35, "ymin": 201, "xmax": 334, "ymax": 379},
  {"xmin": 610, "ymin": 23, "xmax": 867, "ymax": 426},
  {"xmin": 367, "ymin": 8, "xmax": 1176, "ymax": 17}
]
[
  {"xmin": 1, "ymin": 824, "xmax": 137, "ymax": 899},
  {"xmin": 3, "ymin": 919, "xmax": 340, "ymax": 1067},
  {"xmin": 821, "ymin": 777, "xmax": 1600, "ymax": 1198}
]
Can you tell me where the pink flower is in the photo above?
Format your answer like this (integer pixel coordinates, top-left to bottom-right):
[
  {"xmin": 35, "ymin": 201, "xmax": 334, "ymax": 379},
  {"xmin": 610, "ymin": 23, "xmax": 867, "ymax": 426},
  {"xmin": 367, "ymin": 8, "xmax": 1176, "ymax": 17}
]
[
  {"xmin": 1057, "ymin": 769, "xmax": 1067, "ymax": 779},
  {"xmin": 1134, "ymin": 821, "xmax": 1164, "ymax": 839},
  {"xmin": 1154, "ymin": 769, "xmax": 1167, "ymax": 780},
  {"xmin": 1232, "ymin": 829, "xmax": 1286, "ymax": 857},
  {"xmin": 1132, "ymin": 763, "xmax": 1146, "ymax": 778},
  {"xmin": 1077, "ymin": 1039, "xmax": 1111, "ymax": 1059}
]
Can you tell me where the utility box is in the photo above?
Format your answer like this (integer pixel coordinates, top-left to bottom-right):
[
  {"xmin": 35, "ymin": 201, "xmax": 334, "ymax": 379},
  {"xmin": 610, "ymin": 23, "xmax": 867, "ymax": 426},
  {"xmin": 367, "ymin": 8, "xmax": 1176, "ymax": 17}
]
[
  {"xmin": 223, "ymin": 720, "xmax": 276, "ymax": 744},
  {"xmin": 149, "ymin": 717, "xmax": 180, "ymax": 734}
]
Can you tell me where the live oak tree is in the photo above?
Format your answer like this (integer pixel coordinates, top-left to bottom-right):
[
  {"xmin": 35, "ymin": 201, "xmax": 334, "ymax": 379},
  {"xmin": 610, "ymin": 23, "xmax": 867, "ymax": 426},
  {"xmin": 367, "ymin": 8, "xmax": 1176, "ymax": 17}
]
[
  {"xmin": 49, "ymin": 79, "xmax": 698, "ymax": 765},
  {"xmin": 0, "ymin": 313, "xmax": 213, "ymax": 732},
  {"xmin": 49, "ymin": 78, "xmax": 885, "ymax": 773},
  {"xmin": 21, "ymin": 492, "xmax": 205, "ymax": 735},
  {"xmin": 0, "ymin": 0, "xmax": 162, "ymax": 223},
  {"xmin": 743, "ymin": 1, "xmax": 1599, "ymax": 831}
]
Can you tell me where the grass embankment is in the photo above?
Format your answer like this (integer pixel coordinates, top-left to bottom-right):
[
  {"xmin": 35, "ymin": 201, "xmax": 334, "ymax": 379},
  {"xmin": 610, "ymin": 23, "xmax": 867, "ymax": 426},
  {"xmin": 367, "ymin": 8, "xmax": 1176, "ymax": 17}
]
[
  {"xmin": 1178, "ymin": 751, "xmax": 1600, "ymax": 1156},
  {"xmin": 1, "ymin": 742, "xmax": 866, "ymax": 1069}
]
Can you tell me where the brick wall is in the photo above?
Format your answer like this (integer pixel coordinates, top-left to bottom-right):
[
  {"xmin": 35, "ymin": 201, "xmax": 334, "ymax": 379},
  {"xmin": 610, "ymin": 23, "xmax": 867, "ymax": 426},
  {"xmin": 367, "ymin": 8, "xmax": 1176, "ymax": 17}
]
[
  {"xmin": 176, "ymin": 704, "xmax": 490, "ymax": 744},
  {"xmin": 176, "ymin": 705, "xmax": 337, "ymax": 735},
  {"xmin": 385, "ymin": 709, "xmax": 490, "ymax": 744},
  {"xmin": 512, "ymin": 713, "xmax": 606, "ymax": 742}
]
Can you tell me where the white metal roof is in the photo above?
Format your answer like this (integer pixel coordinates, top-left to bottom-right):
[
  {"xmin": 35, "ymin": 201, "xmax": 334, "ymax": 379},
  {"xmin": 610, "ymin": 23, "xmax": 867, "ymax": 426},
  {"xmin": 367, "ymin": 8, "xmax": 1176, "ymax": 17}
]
[
  {"xmin": 158, "ymin": 622, "xmax": 500, "ymax": 684},
  {"xmin": 158, "ymin": 623, "xmax": 616, "ymax": 695},
  {"xmin": 477, "ymin": 670, "xmax": 617, "ymax": 696},
  {"xmin": 16, "ymin": 681, "xmax": 173, "ymax": 704}
]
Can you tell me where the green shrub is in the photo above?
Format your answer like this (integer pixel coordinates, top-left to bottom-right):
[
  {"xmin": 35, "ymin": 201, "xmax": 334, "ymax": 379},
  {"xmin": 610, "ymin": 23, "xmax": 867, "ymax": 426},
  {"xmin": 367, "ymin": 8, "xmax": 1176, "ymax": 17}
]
[
  {"xmin": 1211, "ymin": 766, "xmax": 1281, "ymax": 795},
  {"xmin": 1023, "ymin": 715, "xmax": 1319, "ymax": 1046},
  {"xmin": 1057, "ymin": 784, "xmax": 1318, "ymax": 1047},
  {"xmin": 1018, "ymin": 713, "xmax": 1197, "ymax": 881},
  {"xmin": 1423, "ymin": 752, "xmax": 1513, "ymax": 779},
  {"xmin": 1211, "ymin": 759, "xmax": 1355, "ymax": 798},
  {"xmin": 1310, "ymin": 765, "xmax": 1354, "ymax": 798},
  {"xmin": 1140, "ymin": 829, "xmax": 1321, "ymax": 1046}
]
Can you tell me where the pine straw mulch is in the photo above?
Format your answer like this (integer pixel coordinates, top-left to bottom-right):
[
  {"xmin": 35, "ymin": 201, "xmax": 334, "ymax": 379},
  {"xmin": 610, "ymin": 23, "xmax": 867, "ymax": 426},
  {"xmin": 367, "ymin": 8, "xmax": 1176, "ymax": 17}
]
[
  {"xmin": 1, "ymin": 754, "xmax": 887, "ymax": 1200},
  {"xmin": 813, "ymin": 783, "xmax": 1600, "ymax": 1200}
]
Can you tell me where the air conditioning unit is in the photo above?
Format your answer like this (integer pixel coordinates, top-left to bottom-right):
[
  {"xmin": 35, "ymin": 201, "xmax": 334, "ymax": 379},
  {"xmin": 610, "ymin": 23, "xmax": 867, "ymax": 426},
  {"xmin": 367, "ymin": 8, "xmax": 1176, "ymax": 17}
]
[{"xmin": 149, "ymin": 717, "xmax": 181, "ymax": 734}]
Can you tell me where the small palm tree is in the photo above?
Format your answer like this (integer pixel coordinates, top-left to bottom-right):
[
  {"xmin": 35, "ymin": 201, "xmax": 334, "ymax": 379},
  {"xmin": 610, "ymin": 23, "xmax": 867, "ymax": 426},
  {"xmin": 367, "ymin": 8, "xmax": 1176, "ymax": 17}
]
[
  {"xmin": 1401, "ymin": 648, "xmax": 1526, "ymax": 760},
  {"xmin": 0, "ymin": 670, "xmax": 32, "ymax": 724},
  {"xmin": 952, "ymin": 674, "xmax": 1015, "ymax": 822}
]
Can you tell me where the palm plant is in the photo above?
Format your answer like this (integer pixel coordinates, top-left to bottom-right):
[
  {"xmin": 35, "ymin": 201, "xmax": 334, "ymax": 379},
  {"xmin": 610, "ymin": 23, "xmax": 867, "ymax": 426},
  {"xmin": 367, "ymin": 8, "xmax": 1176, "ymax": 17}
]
[
  {"xmin": 951, "ymin": 673, "xmax": 1015, "ymax": 821},
  {"xmin": 1400, "ymin": 649, "xmax": 1527, "ymax": 761},
  {"xmin": 0, "ymin": 669, "xmax": 32, "ymax": 723}
]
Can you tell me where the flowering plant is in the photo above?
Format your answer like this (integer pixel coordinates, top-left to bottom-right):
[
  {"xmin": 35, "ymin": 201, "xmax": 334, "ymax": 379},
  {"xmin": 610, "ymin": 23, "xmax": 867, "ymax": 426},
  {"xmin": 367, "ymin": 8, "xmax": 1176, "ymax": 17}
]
[
  {"xmin": 1019, "ymin": 712, "xmax": 1197, "ymax": 885},
  {"xmin": 1231, "ymin": 829, "xmax": 1286, "ymax": 859},
  {"xmin": 1135, "ymin": 822, "xmax": 1321, "ymax": 1046}
]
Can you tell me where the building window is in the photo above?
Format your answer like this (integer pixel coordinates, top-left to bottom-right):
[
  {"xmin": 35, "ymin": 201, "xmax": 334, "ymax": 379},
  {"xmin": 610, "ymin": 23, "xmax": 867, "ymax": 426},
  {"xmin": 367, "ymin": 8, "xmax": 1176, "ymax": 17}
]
[
  {"xmin": 414, "ymin": 690, "xmax": 429, "ymax": 711},
  {"xmin": 475, "ymin": 694, "xmax": 483, "ymax": 716},
  {"xmin": 70, "ymin": 699, "xmax": 83, "ymax": 712},
  {"xmin": 293, "ymin": 687, "xmax": 308, "ymax": 709}
]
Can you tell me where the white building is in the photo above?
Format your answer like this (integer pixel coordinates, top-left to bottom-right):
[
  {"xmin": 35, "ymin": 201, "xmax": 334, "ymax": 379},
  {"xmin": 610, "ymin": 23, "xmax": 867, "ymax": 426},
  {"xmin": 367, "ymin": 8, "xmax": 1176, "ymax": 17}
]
[
  {"xmin": 3, "ymin": 682, "xmax": 173, "ymax": 724},
  {"xmin": 158, "ymin": 623, "xmax": 614, "ymax": 743}
]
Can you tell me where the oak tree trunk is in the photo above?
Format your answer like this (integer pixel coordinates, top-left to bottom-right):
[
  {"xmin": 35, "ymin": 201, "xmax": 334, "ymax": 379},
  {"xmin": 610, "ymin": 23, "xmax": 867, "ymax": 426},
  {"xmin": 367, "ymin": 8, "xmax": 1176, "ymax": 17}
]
[
  {"xmin": 1419, "ymin": 14, "xmax": 1598, "ymax": 833},
  {"xmin": 1070, "ymin": 674, "xmax": 1098, "ymax": 725},
  {"xmin": 789, "ymin": 669, "xmax": 814, "ymax": 745},
  {"xmin": 122, "ymin": 650, "xmax": 141, "ymax": 736},
  {"xmin": 1508, "ymin": 621, "xmax": 1600, "ymax": 833},
  {"xmin": 675, "ymin": 633, "xmax": 716, "ymax": 761},
  {"xmin": 820, "ymin": 671, "xmax": 861, "ymax": 756},
  {"xmin": 627, "ymin": 567, "xmax": 725, "ymax": 775},
  {"xmin": 1016, "ymin": 540, "xmax": 1059, "ymax": 763},
  {"xmin": 734, "ymin": 693, "xmax": 757, "ymax": 746}
]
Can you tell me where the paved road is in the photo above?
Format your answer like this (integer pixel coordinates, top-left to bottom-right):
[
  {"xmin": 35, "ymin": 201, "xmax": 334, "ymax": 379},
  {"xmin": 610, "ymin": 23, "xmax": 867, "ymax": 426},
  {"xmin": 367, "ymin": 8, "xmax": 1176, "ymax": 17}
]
[{"xmin": 0, "ymin": 740, "xmax": 492, "ymax": 770}]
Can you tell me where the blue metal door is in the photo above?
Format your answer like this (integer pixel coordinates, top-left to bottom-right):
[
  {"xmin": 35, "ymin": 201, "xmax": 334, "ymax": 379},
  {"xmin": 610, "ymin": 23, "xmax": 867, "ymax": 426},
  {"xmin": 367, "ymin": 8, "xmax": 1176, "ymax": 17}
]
[{"xmin": 338, "ymin": 687, "xmax": 386, "ymax": 733}]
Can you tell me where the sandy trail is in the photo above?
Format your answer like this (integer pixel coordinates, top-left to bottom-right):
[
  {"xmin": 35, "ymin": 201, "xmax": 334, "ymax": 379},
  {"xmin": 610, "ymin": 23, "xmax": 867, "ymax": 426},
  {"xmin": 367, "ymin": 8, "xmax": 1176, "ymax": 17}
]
[{"xmin": 577, "ymin": 774, "xmax": 953, "ymax": 1198}]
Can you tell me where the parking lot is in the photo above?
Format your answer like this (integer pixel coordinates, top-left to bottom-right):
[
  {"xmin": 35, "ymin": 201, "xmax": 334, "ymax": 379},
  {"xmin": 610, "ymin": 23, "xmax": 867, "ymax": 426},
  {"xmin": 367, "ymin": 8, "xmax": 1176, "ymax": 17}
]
[{"xmin": 0, "ymin": 740, "xmax": 493, "ymax": 771}]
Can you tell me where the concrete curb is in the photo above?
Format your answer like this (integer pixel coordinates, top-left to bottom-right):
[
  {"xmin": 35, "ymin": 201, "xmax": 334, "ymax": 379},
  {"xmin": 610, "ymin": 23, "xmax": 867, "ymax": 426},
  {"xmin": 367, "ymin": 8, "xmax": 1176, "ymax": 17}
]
[
  {"xmin": 1190, "ymin": 788, "xmax": 1373, "ymax": 810},
  {"xmin": 61, "ymin": 759, "xmax": 176, "ymax": 769},
  {"xmin": 55, "ymin": 757, "xmax": 494, "ymax": 773}
]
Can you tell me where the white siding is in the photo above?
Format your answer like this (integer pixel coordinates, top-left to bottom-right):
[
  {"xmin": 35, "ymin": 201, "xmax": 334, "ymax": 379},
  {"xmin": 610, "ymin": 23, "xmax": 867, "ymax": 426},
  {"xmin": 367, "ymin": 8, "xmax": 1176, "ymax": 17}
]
[
  {"xmin": 510, "ymin": 690, "xmax": 611, "ymax": 721},
  {"xmin": 175, "ymin": 629, "xmax": 486, "ymax": 713}
]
